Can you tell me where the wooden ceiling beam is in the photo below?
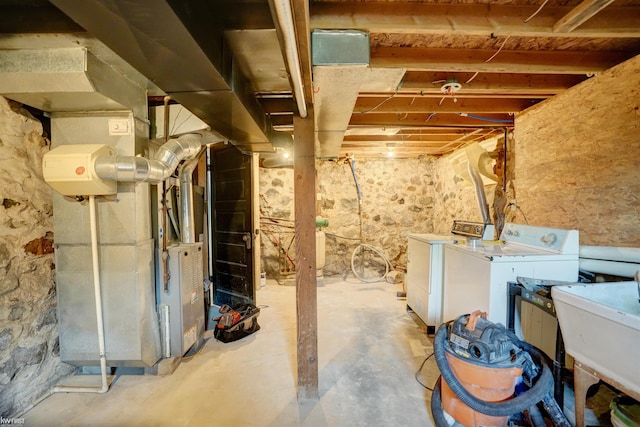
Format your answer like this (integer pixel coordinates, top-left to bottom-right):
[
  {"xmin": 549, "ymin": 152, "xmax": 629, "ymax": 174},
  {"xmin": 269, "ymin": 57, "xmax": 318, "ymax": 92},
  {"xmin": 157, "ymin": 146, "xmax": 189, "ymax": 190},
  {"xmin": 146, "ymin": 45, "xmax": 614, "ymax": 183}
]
[
  {"xmin": 349, "ymin": 112, "xmax": 514, "ymax": 127},
  {"xmin": 344, "ymin": 134, "xmax": 471, "ymax": 142},
  {"xmin": 370, "ymin": 47, "xmax": 629, "ymax": 74},
  {"xmin": 353, "ymin": 97, "xmax": 538, "ymax": 114},
  {"xmin": 553, "ymin": 0, "xmax": 617, "ymax": 33},
  {"xmin": 338, "ymin": 146, "xmax": 464, "ymax": 157},
  {"xmin": 310, "ymin": 3, "xmax": 640, "ymax": 38},
  {"xmin": 398, "ymin": 72, "xmax": 587, "ymax": 95}
]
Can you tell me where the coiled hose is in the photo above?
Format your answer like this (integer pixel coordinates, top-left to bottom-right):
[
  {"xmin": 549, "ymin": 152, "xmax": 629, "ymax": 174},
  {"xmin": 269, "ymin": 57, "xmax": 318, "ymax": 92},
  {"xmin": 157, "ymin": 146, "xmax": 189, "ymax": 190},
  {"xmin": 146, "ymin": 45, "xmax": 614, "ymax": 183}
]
[
  {"xmin": 431, "ymin": 322, "xmax": 570, "ymax": 426},
  {"xmin": 351, "ymin": 243, "xmax": 392, "ymax": 283}
]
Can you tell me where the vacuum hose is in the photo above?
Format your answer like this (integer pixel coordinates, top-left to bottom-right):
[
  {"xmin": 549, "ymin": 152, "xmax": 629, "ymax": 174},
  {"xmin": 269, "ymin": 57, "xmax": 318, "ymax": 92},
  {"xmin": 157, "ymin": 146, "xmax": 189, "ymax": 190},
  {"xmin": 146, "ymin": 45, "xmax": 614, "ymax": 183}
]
[{"xmin": 432, "ymin": 322, "xmax": 569, "ymax": 424}]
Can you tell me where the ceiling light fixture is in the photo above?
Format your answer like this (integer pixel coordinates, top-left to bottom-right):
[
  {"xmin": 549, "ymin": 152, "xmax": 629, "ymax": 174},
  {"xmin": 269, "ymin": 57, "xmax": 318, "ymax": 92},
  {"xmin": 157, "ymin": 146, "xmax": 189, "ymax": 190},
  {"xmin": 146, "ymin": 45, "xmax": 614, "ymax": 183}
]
[{"xmin": 439, "ymin": 79, "xmax": 462, "ymax": 105}]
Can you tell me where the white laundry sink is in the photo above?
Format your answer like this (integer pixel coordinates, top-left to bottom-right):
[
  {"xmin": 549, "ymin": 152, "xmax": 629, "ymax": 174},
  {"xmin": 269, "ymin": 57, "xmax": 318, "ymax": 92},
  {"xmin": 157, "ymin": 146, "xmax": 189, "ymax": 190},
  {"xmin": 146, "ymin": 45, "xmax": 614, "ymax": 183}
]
[{"xmin": 552, "ymin": 281, "xmax": 640, "ymax": 396}]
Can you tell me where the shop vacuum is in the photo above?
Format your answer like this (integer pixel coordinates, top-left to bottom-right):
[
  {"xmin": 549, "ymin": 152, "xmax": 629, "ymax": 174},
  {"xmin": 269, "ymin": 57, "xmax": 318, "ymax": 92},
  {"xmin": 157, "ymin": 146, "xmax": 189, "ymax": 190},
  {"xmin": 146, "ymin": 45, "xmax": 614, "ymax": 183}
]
[{"xmin": 430, "ymin": 311, "xmax": 570, "ymax": 427}]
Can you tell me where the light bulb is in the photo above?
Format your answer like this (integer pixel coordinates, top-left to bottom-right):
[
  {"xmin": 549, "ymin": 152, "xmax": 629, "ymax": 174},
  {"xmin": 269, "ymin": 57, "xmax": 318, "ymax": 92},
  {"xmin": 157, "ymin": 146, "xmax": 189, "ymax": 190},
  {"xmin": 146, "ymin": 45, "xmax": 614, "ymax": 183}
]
[{"xmin": 283, "ymin": 151, "xmax": 290, "ymax": 159}]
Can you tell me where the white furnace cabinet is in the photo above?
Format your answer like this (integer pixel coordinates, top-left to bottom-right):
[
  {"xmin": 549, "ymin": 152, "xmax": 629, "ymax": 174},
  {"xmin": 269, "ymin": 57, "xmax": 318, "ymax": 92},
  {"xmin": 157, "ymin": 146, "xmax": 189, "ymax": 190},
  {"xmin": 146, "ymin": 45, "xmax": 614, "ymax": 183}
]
[{"xmin": 406, "ymin": 234, "xmax": 454, "ymax": 332}]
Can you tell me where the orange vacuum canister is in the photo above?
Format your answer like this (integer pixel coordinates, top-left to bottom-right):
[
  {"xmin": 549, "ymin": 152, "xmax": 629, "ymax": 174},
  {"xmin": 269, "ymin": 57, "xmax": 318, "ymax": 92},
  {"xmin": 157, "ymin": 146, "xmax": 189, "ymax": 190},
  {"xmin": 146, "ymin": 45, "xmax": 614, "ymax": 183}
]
[{"xmin": 440, "ymin": 311, "xmax": 527, "ymax": 427}]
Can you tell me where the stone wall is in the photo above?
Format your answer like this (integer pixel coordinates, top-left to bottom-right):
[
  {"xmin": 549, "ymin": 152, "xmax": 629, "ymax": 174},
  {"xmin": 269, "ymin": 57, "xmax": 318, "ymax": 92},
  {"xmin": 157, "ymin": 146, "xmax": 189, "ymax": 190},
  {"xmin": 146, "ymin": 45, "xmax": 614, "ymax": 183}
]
[
  {"xmin": 512, "ymin": 54, "xmax": 640, "ymax": 246},
  {"xmin": 0, "ymin": 97, "xmax": 75, "ymax": 416},
  {"xmin": 259, "ymin": 154, "xmax": 497, "ymax": 278}
]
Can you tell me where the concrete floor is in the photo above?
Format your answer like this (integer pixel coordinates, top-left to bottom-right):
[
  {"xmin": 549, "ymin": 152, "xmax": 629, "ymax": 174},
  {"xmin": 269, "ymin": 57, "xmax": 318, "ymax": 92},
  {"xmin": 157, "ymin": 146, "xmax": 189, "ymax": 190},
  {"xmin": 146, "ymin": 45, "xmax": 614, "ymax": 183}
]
[{"xmin": 24, "ymin": 278, "xmax": 437, "ymax": 427}]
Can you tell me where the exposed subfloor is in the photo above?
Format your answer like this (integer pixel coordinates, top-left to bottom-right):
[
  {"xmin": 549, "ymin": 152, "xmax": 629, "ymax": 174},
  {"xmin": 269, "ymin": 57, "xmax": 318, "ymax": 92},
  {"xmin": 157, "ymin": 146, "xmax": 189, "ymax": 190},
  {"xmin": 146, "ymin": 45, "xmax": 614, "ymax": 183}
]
[{"xmin": 23, "ymin": 278, "xmax": 438, "ymax": 426}]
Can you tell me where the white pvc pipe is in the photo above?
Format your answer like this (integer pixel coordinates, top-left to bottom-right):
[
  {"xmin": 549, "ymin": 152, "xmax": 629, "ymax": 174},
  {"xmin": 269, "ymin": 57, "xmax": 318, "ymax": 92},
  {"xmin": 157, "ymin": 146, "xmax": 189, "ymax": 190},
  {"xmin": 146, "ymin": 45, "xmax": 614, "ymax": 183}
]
[
  {"xmin": 579, "ymin": 245, "xmax": 640, "ymax": 264},
  {"xmin": 272, "ymin": 0, "xmax": 307, "ymax": 118},
  {"xmin": 53, "ymin": 195, "xmax": 109, "ymax": 394},
  {"xmin": 579, "ymin": 258, "xmax": 640, "ymax": 279},
  {"xmin": 161, "ymin": 305, "xmax": 171, "ymax": 358}
]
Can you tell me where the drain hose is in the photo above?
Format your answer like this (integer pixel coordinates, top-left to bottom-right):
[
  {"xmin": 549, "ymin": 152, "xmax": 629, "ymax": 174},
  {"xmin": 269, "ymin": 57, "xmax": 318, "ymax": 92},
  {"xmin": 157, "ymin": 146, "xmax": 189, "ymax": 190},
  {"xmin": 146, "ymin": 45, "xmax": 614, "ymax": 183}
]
[
  {"xmin": 350, "ymin": 243, "xmax": 392, "ymax": 283},
  {"xmin": 433, "ymin": 323, "xmax": 554, "ymax": 417}
]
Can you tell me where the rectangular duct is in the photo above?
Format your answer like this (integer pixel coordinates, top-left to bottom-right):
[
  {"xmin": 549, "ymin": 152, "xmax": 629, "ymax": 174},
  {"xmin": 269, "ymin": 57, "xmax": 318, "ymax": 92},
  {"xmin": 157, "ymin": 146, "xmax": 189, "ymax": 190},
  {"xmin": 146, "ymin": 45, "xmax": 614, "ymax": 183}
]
[
  {"xmin": 311, "ymin": 30, "xmax": 370, "ymax": 66},
  {"xmin": 50, "ymin": 0, "xmax": 272, "ymax": 147},
  {"xmin": 0, "ymin": 48, "xmax": 147, "ymax": 119}
]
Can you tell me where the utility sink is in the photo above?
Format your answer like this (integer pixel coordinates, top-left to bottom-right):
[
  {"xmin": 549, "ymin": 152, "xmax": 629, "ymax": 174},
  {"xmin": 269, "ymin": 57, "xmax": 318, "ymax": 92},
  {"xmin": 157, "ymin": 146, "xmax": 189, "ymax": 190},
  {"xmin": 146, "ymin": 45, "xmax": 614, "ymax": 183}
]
[{"xmin": 552, "ymin": 281, "xmax": 640, "ymax": 397}]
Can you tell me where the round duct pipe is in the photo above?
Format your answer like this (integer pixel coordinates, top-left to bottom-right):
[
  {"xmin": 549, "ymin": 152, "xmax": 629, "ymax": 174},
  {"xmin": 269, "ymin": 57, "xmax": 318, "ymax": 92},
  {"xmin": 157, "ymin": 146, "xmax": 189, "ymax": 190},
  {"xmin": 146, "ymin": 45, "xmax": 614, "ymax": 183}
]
[
  {"xmin": 262, "ymin": 156, "xmax": 293, "ymax": 168},
  {"xmin": 94, "ymin": 131, "xmax": 221, "ymax": 183}
]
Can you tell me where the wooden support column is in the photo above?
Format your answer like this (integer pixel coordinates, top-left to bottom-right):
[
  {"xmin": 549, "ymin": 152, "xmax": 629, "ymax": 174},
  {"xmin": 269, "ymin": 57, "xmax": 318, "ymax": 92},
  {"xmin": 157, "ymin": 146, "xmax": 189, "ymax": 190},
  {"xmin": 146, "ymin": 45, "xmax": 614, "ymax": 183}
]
[{"xmin": 294, "ymin": 108, "xmax": 318, "ymax": 400}]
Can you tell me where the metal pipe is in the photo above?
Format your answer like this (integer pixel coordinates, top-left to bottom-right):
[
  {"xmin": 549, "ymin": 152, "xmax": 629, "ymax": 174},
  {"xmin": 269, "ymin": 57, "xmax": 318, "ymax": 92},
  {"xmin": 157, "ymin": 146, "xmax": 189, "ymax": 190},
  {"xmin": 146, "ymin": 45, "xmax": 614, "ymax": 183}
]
[
  {"xmin": 503, "ymin": 127, "xmax": 508, "ymax": 192},
  {"xmin": 163, "ymin": 96, "xmax": 171, "ymax": 143},
  {"xmin": 272, "ymin": 0, "xmax": 307, "ymax": 118},
  {"xmin": 161, "ymin": 96, "xmax": 171, "ymax": 290},
  {"xmin": 467, "ymin": 162, "xmax": 491, "ymax": 224},
  {"xmin": 94, "ymin": 132, "xmax": 220, "ymax": 183},
  {"xmin": 178, "ymin": 148, "xmax": 204, "ymax": 244},
  {"xmin": 53, "ymin": 195, "xmax": 109, "ymax": 394},
  {"xmin": 206, "ymin": 148, "xmax": 214, "ymax": 282}
]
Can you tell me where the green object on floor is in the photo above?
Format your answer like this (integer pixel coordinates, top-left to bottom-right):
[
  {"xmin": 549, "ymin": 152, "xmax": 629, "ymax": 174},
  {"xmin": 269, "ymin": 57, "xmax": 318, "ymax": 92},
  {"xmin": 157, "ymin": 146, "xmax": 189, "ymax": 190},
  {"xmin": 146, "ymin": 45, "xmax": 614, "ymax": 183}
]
[{"xmin": 610, "ymin": 396, "xmax": 640, "ymax": 427}]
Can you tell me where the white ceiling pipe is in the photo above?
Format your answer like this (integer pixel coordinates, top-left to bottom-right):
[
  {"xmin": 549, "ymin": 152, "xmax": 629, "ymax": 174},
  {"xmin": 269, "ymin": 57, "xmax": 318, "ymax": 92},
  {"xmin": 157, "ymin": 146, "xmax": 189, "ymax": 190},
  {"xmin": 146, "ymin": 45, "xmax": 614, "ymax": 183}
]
[
  {"xmin": 579, "ymin": 258, "xmax": 640, "ymax": 278},
  {"xmin": 579, "ymin": 246, "xmax": 640, "ymax": 264},
  {"xmin": 272, "ymin": 0, "xmax": 307, "ymax": 118}
]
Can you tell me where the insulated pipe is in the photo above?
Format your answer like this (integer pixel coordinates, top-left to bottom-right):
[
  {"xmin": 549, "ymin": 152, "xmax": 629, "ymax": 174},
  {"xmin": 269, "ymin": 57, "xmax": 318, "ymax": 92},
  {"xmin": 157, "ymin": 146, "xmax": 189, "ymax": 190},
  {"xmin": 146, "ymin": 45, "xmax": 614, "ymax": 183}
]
[
  {"xmin": 94, "ymin": 133, "xmax": 208, "ymax": 183},
  {"xmin": 467, "ymin": 162, "xmax": 491, "ymax": 224},
  {"xmin": 579, "ymin": 258, "xmax": 640, "ymax": 278},
  {"xmin": 579, "ymin": 246, "xmax": 640, "ymax": 264},
  {"xmin": 178, "ymin": 148, "xmax": 204, "ymax": 244},
  {"xmin": 53, "ymin": 195, "xmax": 109, "ymax": 394},
  {"xmin": 271, "ymin": 0, "xmax": 307, "ymax": 118}
]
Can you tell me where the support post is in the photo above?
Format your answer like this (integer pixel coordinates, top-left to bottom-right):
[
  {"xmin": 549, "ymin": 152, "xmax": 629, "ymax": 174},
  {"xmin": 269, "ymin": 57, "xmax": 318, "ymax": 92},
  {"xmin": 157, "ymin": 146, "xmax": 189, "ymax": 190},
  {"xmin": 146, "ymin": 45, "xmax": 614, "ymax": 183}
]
[{"xmin": 294, "ymin": 108, "xmax": 318, "ymax": 399}]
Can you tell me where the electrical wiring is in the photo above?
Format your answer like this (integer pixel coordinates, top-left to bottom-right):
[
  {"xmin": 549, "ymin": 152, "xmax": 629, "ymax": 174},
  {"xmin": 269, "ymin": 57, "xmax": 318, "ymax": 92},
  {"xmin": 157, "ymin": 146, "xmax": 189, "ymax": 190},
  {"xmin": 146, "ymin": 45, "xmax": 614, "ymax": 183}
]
[
  {"xmin": 325, "ymin": 232, "xmax": 361, "ymax": 241},
  {"xmin": 415, "ymin": 352, "xmax": 436, "ymax": 391},
  {"xmin": 524, "ymin": 0, "xmax": 550, "ymax": 23},
  {"xmin": 465, "ymin": 35, "xmax": 511, "ymax": 84},
  {"xmin": 458, "ymin": 113, "xmax": 514, "ymax": 124},
  {"xmin": 355, "ymin": 90, "xmax": 398, "ymax": 114}
]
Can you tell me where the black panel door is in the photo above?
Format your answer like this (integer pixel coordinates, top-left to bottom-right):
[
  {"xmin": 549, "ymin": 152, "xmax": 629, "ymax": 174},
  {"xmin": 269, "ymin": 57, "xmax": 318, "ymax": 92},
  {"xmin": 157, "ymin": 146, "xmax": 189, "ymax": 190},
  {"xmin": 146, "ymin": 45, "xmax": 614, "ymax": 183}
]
[{"xmin": 209, "ymin": 145, "xmax": 255, "ymax": 306}]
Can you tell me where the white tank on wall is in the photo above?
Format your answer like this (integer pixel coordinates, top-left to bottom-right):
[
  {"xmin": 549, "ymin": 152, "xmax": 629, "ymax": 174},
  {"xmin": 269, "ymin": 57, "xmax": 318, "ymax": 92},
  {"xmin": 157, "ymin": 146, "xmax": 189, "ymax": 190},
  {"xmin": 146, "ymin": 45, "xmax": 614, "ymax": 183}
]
[{"xmin": 316, "ymin": 230, "xmax": 326, "ymax": 278}]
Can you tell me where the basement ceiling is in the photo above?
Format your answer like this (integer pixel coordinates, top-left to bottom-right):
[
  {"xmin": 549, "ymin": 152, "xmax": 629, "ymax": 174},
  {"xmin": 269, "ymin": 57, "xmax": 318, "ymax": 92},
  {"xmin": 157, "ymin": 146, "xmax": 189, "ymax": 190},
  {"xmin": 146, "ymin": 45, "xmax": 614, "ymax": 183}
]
[{"xmin": 1, "ymin": 0, "xmax": 639, "ymax": 158}]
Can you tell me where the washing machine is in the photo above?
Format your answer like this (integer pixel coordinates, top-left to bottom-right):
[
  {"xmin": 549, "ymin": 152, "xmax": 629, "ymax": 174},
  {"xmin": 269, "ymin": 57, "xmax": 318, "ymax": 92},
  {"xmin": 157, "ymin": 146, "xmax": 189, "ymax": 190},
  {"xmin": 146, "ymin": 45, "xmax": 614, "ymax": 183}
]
[{"xmin": 442, "ymin": 222, "xmax": 579, "ymax": 356}]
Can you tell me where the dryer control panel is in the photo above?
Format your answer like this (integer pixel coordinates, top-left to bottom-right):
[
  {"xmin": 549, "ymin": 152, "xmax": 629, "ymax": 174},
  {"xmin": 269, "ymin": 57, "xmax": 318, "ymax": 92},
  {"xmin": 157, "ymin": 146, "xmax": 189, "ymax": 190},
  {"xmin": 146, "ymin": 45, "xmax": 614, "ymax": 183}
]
[{"xmin": 500, "ymin": 223, "xmax": 579, "ymax": 254}]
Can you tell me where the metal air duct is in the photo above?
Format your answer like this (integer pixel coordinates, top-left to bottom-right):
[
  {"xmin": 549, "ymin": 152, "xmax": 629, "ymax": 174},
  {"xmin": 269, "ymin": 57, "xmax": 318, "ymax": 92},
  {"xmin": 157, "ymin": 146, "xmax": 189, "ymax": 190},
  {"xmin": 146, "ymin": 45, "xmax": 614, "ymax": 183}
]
[
  {"xmin": 50, "ymin": 0, "xmax": 273, "ymax": 150},
  {"xmin": 94, "ymin": 131, "xmax": 221, "ymax": 183},
  {"xmin": 0, "ymin": 47, "xmax": 146, "ymax": 118}
]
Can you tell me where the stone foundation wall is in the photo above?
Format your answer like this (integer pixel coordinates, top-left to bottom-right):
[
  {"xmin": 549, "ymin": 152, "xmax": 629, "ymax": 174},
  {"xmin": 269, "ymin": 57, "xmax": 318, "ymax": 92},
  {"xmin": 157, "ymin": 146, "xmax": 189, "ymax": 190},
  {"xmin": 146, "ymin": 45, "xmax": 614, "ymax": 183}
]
[
  {"xmin": 512, "ymin": 54, "xmax": 640, "ymax": 246},
  {"xmin": 259, "ymin": 155, "xmax": 497, "ymax": 278},
  {"xmin": 0, "ymin": 97, "xmax": 75, "ymax": 416}
]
